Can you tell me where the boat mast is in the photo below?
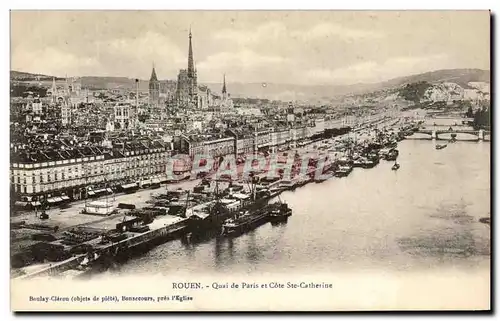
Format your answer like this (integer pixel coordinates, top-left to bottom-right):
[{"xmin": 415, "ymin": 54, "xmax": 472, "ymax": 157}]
[
  {"xmin": 251, "ymin": 177, "xmax": 256, "ymax": 201},
  {"xmin": 214, "ymin": 180, "xmax": 221, "ymax": 204},
  {"xmin": 184, "ymin": 191, "xmax": 190, "ymax": 217}
]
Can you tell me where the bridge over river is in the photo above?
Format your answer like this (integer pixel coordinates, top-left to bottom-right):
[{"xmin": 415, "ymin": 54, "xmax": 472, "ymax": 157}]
[
  {"xmin": 407, "ymin": 116, "xmax": 490, "ymax": 141},
  {"xmin": 410, "ymin": 128, "xmax": 491, "ymax": 141}
]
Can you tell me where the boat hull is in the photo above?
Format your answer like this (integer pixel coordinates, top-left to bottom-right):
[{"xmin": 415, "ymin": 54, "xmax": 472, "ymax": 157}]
[
  {"xmin": 268, "ymin": 210, "xmax": 292, "ymax": 223},
  {"xmin": 335, "ymin": 169, "xmax": 352, "ymax": 177},
  {"xmin": 221, "ymin": 212, "xmax": 270, "ymax": 237},
  {"xmin": 362, "ymin": 162, "xmax": 377, "ymax": 169},
  {"xmin": 187, "ymin": 210, "xmax": 233, "ymax": 234},
  {"xmin": 189, "ymin": 192, "xmax": 277, "ymax": 235}
]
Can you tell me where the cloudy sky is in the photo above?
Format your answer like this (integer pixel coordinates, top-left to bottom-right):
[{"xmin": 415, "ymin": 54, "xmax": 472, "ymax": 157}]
[{"xmin": 11, "ymin": 11, "xmax": 490, "ymax": 85}]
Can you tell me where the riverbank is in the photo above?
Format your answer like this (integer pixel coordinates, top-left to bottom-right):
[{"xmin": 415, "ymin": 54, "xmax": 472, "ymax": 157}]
[
  {"xmin": 13, "ymin": 115, "xmax": 489, "ymax": 280},
  {"xmin": 116, "ymin": 138, "xmax": 490, "ymax": 277},
  {"xmin": 11, "ymin": 117, "xmax": 411, "ymax": 279}
]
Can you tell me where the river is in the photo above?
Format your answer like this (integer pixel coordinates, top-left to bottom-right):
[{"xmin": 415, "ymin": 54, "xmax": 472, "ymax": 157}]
[{"xmin": 112, "ymin": 139, "xmax": 490, "ymax": 277}]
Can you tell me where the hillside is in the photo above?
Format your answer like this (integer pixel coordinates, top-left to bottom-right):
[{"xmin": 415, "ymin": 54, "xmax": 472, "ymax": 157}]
[
  {"xmin": 10, "ymin": 68, "xmax": 490, "ymax": 101},
  {"xmin": 79, "ymin": 76, "xmax": 142, "ymax": 90},
  {"xmin": 10, "ymin": 70, "xmax": 61, "ymax": 81},
  {"xmin": 378, "ymin": 68, "xmax": 490, "ymax": 90}
]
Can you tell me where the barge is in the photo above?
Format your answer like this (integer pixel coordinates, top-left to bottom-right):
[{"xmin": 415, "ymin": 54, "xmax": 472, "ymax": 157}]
[
  {"xmin": 221, "ymin": 209, "xmax": 270, "ymax": 237},
  {"xmin": 187, "ymin": 180, "xmax": 277, "ymax": 237},
  {"xmin": 15, "ymin": 215, "xmax": 189, "ymax": 280},
  {"xmin": 268, "ymin": 202, "xmax": 293, "ymax": 224}
]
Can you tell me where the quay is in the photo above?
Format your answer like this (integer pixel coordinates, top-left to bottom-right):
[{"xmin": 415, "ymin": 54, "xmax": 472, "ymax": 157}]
[
  {"xmin": 16, "ymin": 215, "xmax": 188, "ymax": 280},
  {"xmin": 11, "ymin": 115, "xmax": 458, "ymax": 280}
]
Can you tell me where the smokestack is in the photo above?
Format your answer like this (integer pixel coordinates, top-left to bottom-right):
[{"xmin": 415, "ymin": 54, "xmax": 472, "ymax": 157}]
[
  {"xmin": 135, "ymin": 79, "xmax": 139, "ymax": 107},
  {"xmin": 135, "ymin": 79, "xmax": 139, "ymax": 128}
]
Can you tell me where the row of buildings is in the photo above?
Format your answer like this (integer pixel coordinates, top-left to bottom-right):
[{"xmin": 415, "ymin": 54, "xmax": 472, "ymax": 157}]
[
  {"xmin": 10, "ymin": 26, "xmax": 395, "ymax": 206},
  {"xmin": 10, "ymin": 110, "xmax": 393, "ymax": 203},
  {"xmin": 11, "ymin": 138, "xmax": 173, "ymax": 202}
]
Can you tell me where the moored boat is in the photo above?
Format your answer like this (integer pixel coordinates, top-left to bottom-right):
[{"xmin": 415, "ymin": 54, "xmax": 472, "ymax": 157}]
[
  {"xmin": 279, "ymin": 176, "xmax": 303, "ymax": 191},
  {"xmin": 353, "ymin": 158, "xmax": 366, "ymax": 168},
  {"xmin": 314, "ymin": 170, "xmax": 334, "ymax": 183},
  {"xmin": 384, "ymin": 149, "xmax": 399, "ymax": 161},
  {"xmin": 188, "ymin": 180, "xmax": 275, "ymax": 236},
  {"xmin": 335, "ymin": 164, "xmax": 353, "ymax": 177},
  {"xmin": 479, "ymin": 217, "xmax": 490, "ymax": 225},
  {"xmin": 221, "ymin": 209, "xmax": 270, "ymax": 237},
  {"xmin": 268, "ymin": 201, "xmax": 292, "ymax": 223},
  {"xmin": 361, "ymin": 158, "xmax": 377, "ymax": 169},
  {"xmin": 436, "ymin": 144, "xmax": 447, "ymax": 150}
]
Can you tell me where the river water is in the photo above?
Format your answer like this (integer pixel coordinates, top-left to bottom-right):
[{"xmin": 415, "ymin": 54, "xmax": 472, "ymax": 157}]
[{"xmin": 113, "ymin": 139, "xmax": 490, "ymax": 277}]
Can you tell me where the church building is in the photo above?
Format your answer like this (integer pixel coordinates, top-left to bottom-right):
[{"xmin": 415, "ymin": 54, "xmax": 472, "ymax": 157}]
[{"xmin": 176, "ymin": 29, "xmax": 198, "ymax": 108}]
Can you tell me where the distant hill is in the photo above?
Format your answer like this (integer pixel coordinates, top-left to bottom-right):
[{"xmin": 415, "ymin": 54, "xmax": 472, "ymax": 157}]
[
  {"xmin": 10, "ymin": 68, "xmax": 490, "ymax": 101},
  {"xmin": 376, "ymin": 68, "xmax": 490, "ymax": 90},
  {"xmin": 10, "ymin": 70, "xmax": 61, "ymax": 81},
  {"xmin": 207, "ymin": 69, "xmax": 490, "ymax": 101},
  {"xmin": 79, "ymin": 76, "xmax": 143, "ymax": 90}
]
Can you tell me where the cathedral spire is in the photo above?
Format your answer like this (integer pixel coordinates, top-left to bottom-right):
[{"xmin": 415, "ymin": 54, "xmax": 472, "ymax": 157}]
[
  {"xmin": 64, "ymin": 74, "xmax": 69, "ymax": 94},
  {"xmin": 187, "ymin": 27, "xmax": 195, "ymax": 78},
  {"xmin": 150, "ymin": 63, "xmax": 158, "ymax": 82},
  {"xmin": 222, "ymin": 74, "xmax": 227, "ymax": 94}
]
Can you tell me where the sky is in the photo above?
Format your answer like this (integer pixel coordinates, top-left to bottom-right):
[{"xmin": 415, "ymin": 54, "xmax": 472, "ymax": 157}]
[{"xmin": 10, "ymin": 11, "xmax": 490, "ymax": 86}]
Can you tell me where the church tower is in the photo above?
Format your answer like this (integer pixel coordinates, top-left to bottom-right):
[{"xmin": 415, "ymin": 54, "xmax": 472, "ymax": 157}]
[
  {"xmin": 149, "ymin": 64, "xmax": 160, "ymax": 107},
  {"xmin": 187, "ymin": 28, "xmax": 195, "ymax": 79},
  {"xmin": 222, "ymin": 74, "xmax": 227, "ymax": 100},
  {"xmin": 220, "ymin": 73, "xmax": 233, "ymax": 109},
  {"xmin": 176, "ymin": 28, "xmax": 199, "ymax": 108},
  {"xmin": 187, "ymin": 28, "xmax": 198, "ymax": 103}
]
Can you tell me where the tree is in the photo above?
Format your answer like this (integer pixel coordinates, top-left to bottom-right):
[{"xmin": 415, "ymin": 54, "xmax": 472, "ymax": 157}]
[
  {"xmin": 472, "ymin": 107, "xmax": 490, "ymax": 129},
  {"xmin": 398, "ymin": 81, "xmax": 432, "ymax": 103}
]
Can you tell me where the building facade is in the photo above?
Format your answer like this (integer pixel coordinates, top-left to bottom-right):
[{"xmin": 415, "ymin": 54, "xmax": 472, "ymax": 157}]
[
  {"xmin": 60, "ymin": 101, "xmax": 72, "ymax": 126},
  {"xmin": 255, "ymin": 129, "xmax": 271, "ymax": 152},
  {"xmin": 176, "ymin": 134, "xmax": 235, "ymax": 159},
  {"xmin": 10, "ymin": 140, "xmax": 170, "ymax": 201},
  {"xmin": 113, "ymin": 103, "xmax": 138, "ymax": 130}
]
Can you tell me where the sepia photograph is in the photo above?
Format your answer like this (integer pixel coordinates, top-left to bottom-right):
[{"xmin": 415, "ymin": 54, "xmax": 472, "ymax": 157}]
[{"xmin": 9, "ymin": 10, "xmax": 491, "ymax": 311}]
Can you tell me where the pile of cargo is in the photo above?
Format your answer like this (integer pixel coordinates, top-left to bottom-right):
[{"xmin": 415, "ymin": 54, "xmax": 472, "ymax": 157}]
[
  {"xmin": 60, "ymin": 228, "xmax": 100, "ymax": 245},
  {"xmin": 130, "ymin": 208, "xmax": 164, "ymax": 220},
  {"xmin": 30, "ymin": 242, "xmax": 71, "ymax": 262},
  {"xmin": 19, "ymin": 223, "xmax": 59, "ymax": 233},
  {"xmin": 11, "ymin": 242, "xmax": 71, "ymax": 269},
  {"xmin": 100, "ymin": 232, "xmax": 128, "ymax": 244},
  {"xmin": 69, "ymin": 243, "xmax": 94, "ymax": 255}
]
